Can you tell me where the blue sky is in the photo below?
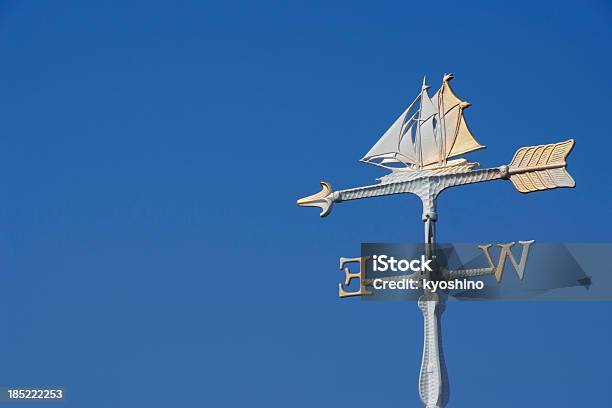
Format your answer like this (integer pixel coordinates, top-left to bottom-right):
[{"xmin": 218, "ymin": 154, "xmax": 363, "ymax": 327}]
[{"xmin": 0, "ymin": 0, "xmax": 610, "ymax": 406}]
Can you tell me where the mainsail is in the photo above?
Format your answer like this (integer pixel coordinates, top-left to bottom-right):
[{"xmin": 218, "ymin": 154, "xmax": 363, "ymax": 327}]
[
  {"xmin": 418, "ymin": 82, "xmax": 439, "ymax": 166},
  {"xmin": 361, "ymin": 74, "xmax": 484, "ymax": 169},
  {"xmin": 431, "ymin": 73, "xmax": 484, "ymax": 164}
]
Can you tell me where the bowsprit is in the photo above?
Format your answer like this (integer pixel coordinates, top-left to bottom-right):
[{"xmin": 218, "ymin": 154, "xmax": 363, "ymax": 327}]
[{"xmin": 296, "ymin": 74, "xmax": 575, "ymax": 408}]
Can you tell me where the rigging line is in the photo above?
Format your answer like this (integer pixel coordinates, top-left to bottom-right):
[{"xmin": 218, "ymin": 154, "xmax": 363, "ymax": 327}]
[
  {"xmin": 398, "ymin": 97, "xmax": 421, "ymax": 162},
  {"xmin": 359, "ymin": 158, "xmax": 408, "ymax": 172},
  {"xmin": 416, "ymin": 79, "xmax": 426, "ymax": 169},
  {"xmin": 364, "ymin": 150, "xmax": 415, "ymax": 167},
  {"xmin": 446, "ymin": 106, "xmax": 464, "ymax": 157},
  {"xmin": 440, "ymin": 83, "xmax": 447, "ymax": 166}
]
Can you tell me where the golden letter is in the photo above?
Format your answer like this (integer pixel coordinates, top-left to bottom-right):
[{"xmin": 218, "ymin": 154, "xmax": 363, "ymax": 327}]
[
  {"xmin": 338, "ymin": 256, "xmax": 372, "ymax": 298},
  {"xmin": 478, "ymin": 240, "xmax": 535, "ymax": 282}
]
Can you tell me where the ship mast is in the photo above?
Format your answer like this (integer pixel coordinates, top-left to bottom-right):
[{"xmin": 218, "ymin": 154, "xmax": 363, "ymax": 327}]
[
  {"xmin": 416, "ymin": 76, "xmax": 428, "ymax": 169},
  {"xmin": 438, "ymin": 75, "xmax": 448, "ymax": 166}
]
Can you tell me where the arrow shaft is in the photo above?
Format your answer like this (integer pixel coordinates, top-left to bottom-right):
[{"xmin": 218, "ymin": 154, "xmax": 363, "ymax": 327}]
[
  {"xmin": 337, "ymin": 168, "xmax": 504, "ymax": 201},
  {"xmin": 336, "ymin": 167, "xmax": 505, "ymax": 221},
  {"xmin": 508, "ymin": 162, "xmax": 565, "ymax": 175}
]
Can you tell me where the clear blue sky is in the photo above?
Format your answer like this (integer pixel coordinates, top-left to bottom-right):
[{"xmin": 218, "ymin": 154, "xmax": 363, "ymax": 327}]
[{"xmin": 0, "ymin": 1, "xmax": 610, "ymax": 406}]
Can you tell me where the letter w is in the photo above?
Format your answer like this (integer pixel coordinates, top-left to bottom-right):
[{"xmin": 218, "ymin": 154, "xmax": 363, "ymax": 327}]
[{"xmin": 478, "ymin": 240, "xmax": 535, "ymax": 283}]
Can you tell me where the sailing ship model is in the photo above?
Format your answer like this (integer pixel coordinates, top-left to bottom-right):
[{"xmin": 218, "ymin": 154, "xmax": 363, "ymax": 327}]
[{"xmin": 362, "ymin": 73, "xmax": 484, "ymax": 177}]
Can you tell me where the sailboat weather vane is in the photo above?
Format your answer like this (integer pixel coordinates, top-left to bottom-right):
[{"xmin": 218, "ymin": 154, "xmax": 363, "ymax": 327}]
[{"xmin": 296, "ymin": 73, "xmax": 575, "ymax": 408}]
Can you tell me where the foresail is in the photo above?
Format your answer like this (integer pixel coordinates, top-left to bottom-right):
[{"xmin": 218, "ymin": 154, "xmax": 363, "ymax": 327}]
[
  {"xmin": 361, "ymin": 97, "xmax": 419, "ymax": 165},
  {"xmin": 360, "ymin": 107, "xmax": 407, "ymax": 160}
]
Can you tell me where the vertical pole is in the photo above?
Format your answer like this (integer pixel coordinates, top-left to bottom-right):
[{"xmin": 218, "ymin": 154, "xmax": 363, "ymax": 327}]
[
  {"xmin": 424, "ymin": 217, "xmax": 435, "ymax": 245},
  {"xmin": 418, "ymin": 200, "xmax": 447, "ymax": 408}
]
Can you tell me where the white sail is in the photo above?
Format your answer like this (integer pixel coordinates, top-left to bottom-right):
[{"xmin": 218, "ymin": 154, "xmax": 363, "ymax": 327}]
[
  {"xmin": 361, "ymin": 95, "xmax": 420, "ymax": 165},
  {"xmin": 417, "ymin": 88, "xmax": 440, "ymax": 166}
]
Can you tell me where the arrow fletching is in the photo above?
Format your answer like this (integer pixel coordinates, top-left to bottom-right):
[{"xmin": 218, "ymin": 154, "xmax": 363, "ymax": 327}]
[{"xmin": 508, "ymin": 139, "xmax": 575, "ymax": 193}]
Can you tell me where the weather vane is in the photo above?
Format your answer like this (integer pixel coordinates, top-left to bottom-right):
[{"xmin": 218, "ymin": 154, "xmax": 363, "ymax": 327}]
[{"xmin": 296, "ymin": 73, "xmax": 575, "ymax": 408}]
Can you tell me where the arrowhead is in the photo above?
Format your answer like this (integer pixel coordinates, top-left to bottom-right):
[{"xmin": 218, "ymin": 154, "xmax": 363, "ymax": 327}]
[{"xmin": 296, "ymin": 181, "xmax": 335, "ymax": 217}]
